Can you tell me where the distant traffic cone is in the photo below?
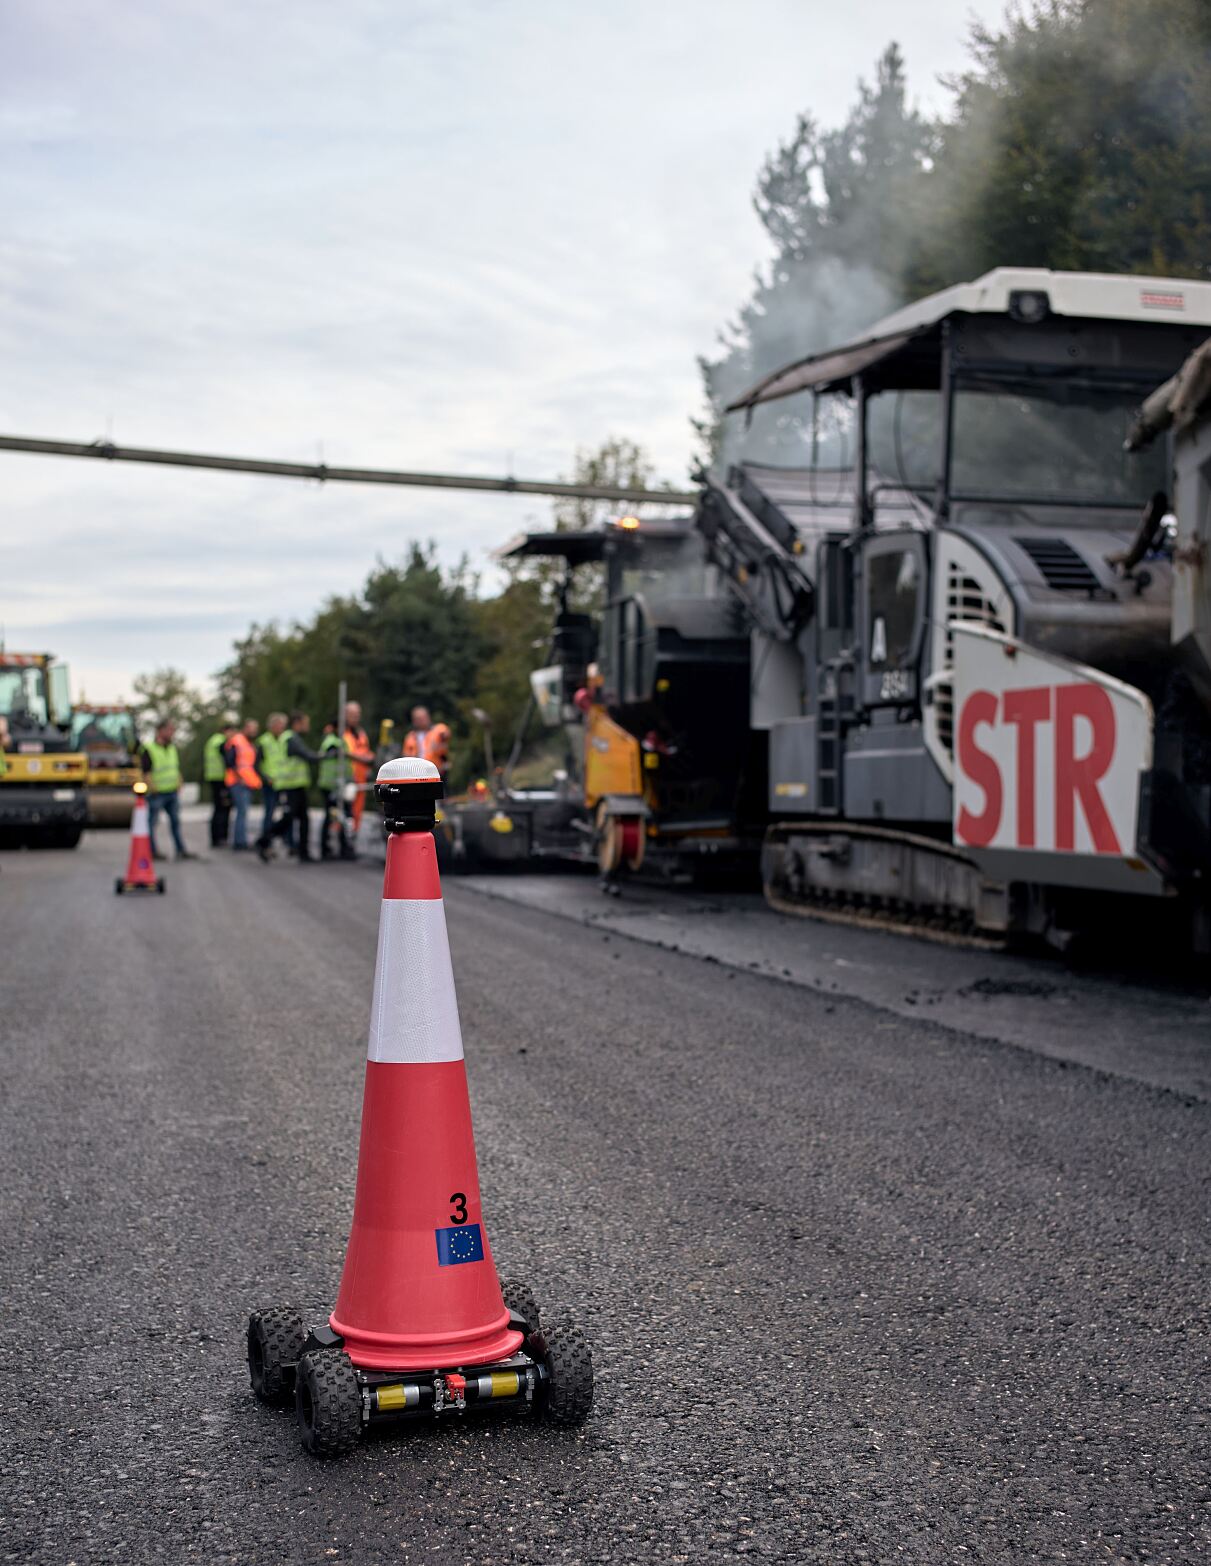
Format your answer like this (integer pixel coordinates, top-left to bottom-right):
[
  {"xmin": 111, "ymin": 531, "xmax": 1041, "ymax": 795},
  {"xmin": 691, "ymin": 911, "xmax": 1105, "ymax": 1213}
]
[
  {"xmin": 328, "ymin": 757, "xmax": 522, "ymax": 1371},
  {"xmin": 115, "ymin": 782, "xmax": 164, "ymax": 895}
]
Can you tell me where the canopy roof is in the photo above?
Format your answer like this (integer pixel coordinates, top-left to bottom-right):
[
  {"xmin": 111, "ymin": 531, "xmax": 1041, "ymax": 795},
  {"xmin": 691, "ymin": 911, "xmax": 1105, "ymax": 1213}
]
[
  {"xmin": 495, "ymin": 518, "xmax": 693, "ymax": 565},
  {"xmin": 727, "ymin": 267, "xmax": 1211, "ymax": 412}
]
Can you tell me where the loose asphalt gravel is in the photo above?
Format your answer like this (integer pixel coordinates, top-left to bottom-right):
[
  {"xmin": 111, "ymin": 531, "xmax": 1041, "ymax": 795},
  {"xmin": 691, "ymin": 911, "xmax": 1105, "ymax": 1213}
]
[{"xmin": 0, "ymin": 822, "xmax": 1208, "ymax": 1565}]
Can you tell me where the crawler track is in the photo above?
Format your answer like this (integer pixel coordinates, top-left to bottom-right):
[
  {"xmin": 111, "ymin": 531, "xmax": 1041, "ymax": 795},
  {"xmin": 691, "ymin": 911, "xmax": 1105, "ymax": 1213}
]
[{"xmin": 763, "ymin": 820, "xmax": 1006, "ymax": 949}]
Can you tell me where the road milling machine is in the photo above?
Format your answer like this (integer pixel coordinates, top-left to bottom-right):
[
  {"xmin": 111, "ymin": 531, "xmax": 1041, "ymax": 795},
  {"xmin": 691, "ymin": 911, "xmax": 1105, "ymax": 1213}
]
[
  {"xmin": 703, "ymin": 268, "xmax": 1211, "ymax": 948},
  {"xmin": 441, "ymin": 517, "xmax": 765, "ymax": 880},
  {"xmin": 72, "ymin": 703, "xmax": 140, "ymax": 826},
  {"xmin": 0, "ymin": 651, "xmax": 88, "ymax": 847}
]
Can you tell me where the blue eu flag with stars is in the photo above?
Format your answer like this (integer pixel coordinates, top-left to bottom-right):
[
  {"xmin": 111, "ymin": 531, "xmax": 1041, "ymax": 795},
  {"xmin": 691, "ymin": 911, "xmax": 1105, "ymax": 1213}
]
[{"xmin": 435, "ymin": 1223, "xmax": 485, "ymax": 1266}]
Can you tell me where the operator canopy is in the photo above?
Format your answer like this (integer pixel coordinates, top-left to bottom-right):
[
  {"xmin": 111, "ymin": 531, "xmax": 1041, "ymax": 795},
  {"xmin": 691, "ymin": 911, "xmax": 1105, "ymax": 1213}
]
[
  {"xmin": 726, "ymin": 267, "xmax": 1211, "ymax": 412},
  {"xmin": 495, "ymin": 517, "xmax": 695, "ymax": 566}
]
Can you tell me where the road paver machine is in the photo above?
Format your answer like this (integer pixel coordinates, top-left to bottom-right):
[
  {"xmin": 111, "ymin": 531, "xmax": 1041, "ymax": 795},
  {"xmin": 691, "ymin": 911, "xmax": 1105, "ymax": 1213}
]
[
  {"xmin": 442, "ymin": 517, "xmax": 765, "ymax": 882},
  {"xmin": 703, "ymin": 268, "xmax": 1211, "ymax": 948}
]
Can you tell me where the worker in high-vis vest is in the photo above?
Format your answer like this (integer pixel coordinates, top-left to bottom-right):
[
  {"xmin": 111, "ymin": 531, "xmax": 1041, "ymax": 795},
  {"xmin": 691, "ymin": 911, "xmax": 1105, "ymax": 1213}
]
[
  {"xmin": 341, "ymin": 699, "xmax": 375, "ymax": 843},
  {"xmin": 403, "ymin": 704, "xmax": 451, "ymax": 781},
  {"xmin": 224, "ymin": 718, "xmax": 261, "ymax": 851},
  {"xmin": 140, "ymin": 719, "xmax": 194, "ymax": 860},
  {"xmin": 317, "ymin": 719, "xmax": 355, "ymax": 860},
  {"xmin": 257, "ymin": 711, "xmax": 325, "ymax": 864},
  {"xmin": 256, "ymin": 711, "xmax": 292, "ymax": 848},
  {"xmin": 203, "ymin": 718, "xmax": 237, "ymax": 848}
]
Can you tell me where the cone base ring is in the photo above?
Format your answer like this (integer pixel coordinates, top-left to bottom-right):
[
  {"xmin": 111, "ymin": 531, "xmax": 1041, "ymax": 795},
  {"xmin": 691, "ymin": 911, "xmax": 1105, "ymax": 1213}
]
[{"xmin": 329, "ymin": 1309, "xmax": 524, "ymax": 1372}]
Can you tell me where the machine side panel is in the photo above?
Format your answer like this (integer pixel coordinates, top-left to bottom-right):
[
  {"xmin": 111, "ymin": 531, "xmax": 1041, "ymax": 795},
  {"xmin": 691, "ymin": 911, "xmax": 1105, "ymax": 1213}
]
[
  {"xmin": 842, "ymin": 718, "xmax": 952, "ymax": 824},
  {"xmin": 750, "ymin": 633, "xmax": 804, "ymax": 731},
  {"xmin": 768, "ymin": 719, "xmax": 816, "ymax": 813}
]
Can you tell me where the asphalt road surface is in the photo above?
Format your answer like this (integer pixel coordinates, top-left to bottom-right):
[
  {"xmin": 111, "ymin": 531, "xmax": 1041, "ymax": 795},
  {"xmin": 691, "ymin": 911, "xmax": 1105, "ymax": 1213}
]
[{"xmin": 1, "ymin": 821, "xmax": 1208, "ymax": 1565}]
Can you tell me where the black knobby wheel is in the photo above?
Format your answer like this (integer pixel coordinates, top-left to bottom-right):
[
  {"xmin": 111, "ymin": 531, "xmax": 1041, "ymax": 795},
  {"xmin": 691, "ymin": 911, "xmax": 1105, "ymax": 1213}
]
[
  {"xmin": 499, "ymin": 1277, "xmax": 541, "ymax": 1334},
  {"xmin": 247, "ymin": 1307, "xmax": 307, "ymax": 1407},
  {"xmin": 295, "ymin": 1349, "xmax": 362, "ymax": 1457},
  {"xmin": 115, "ymin": 878, "xmax": 125, "ymax": 896},
  {"xmin": 536, "ymin": 1322, "xmax": 593, "ymax": 1427},
  {"xmin": 156, "ymin": 879, "xmax": 166, "ymax": 894}
]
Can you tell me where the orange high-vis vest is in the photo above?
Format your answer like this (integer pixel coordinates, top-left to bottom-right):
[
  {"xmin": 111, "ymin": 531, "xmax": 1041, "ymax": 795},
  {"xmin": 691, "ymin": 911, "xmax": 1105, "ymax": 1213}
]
[
  {"xmin": 403, "ymin": 723, "xmax": 450, "ymax": 771},
  {"xmin": 225, "ymin": 731, "xmax": 261, "ymax": 789},
  {"xmin": 343, "ymin": 726, "xmax": 372, "ymax": 786}
]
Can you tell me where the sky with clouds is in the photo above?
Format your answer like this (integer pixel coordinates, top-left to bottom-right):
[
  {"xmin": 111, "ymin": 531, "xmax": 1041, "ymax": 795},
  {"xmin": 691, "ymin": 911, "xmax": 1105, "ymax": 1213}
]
[{"xmin": 1, "ymin": 0, "xmax": 1004, "ymax": 701}]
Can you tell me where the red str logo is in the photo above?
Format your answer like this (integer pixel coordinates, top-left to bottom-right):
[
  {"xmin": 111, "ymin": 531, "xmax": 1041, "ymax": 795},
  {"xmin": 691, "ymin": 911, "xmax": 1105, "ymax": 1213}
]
[{"xmin": 956, "ymin": 683, "xmax": 1121, "ymax": 854}]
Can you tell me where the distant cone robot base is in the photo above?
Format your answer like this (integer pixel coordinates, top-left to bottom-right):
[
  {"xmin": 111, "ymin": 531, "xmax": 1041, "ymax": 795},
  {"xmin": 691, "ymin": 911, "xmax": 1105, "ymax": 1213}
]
[
  {"xmin": 246, "ymin": 758, "xmax": 593, "ymax": 1457},
  {"xmin": 115, "ymin": 785, "xmax": 165, "ymax": 895}
]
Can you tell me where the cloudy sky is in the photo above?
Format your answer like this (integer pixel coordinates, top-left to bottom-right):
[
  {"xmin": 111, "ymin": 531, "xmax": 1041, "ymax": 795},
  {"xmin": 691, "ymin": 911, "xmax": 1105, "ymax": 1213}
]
[{"xmin": 2, "ymin": 0, "xmax": 1003, "ymax": 700}]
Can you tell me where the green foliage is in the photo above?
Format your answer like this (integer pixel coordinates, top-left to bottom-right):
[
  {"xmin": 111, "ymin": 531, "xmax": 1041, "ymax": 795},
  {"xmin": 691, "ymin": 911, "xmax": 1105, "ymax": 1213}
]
[
  {"xmin": 212, "ymin": 542, "xmax": 492, "ymax": 785},
  {"xmin": 912, "ymin": 0, "xmax": 1211, "ymax": 290},
  {"xmin": 751, "ymin": 43, "xmax": 935, "ymax": 277},
  {"xmin": 218, "ymin": 596, "xmax": 358, "ymax": 726},
  {"xmin": 699, "ymin": 45, "xmax": 933, "ymax": 465},
  {"xmin": 131, "ymin": 667, "xmax": 198, "ymax": 732},
  {"xmin": 549, "ymin": 436, "xmax": 681, "ymax": 612},
  {"xmin": 340, "ymin": 544, "xmax": 487, "ymax": 729},
  {"xmin": 130, "ymin": 666, "xmax": 229, "ymax": 781},
  {"xmin": 467, "ymin": 575, "xmax": 550, "ymax": 752},
  {"xmin": 142, "ymin": 440, "xmax": 658, "ymax": 794},
  {"xmin": 551, "ymin": 436, "xmax": 656, "ymax": 532}
]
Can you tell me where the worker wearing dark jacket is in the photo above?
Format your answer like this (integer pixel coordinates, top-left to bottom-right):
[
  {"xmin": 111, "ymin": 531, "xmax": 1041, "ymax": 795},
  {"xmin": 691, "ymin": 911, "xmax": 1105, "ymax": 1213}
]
[
  {"xmin": 203, "ymin": 719, "xmax": 236, "ymax": 848},
  {"xmin": 318, "ymin": 719, "xmax": 355, "ymax": 860},
  {"xmin": 257, "ymin": 711, "xmax": 324, "ymax": 863}
]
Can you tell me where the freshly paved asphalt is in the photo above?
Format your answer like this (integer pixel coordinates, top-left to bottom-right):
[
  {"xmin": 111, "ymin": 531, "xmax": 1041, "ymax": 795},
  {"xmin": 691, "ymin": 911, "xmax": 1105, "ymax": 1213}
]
[{"xmin": 1, "ymin": 822, "xmax": 1208, "ymax": 1565}]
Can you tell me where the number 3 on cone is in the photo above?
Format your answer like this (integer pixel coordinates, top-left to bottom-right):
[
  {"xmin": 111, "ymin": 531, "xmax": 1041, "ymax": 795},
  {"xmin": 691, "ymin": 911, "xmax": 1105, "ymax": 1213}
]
[{"xmin": 450, "ymin": 1193, "xmax": 467, "ymax": 1224}]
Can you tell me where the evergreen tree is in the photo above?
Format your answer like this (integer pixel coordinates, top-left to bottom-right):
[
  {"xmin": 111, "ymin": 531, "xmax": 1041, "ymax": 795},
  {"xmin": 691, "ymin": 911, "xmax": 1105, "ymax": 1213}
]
[
  {"xmin": 699, "ymin": 45, "xmax": 934, "ymax": 468},
  {"xmin": 331, "ymin": 544, "xmax": 487, "ymax": 737},
  {"xmin": 912, "ymin": 0, "xmax": 1211, "ymax": 289},
  {"xmin": 195, "ymin": 440, "xmax": 663, "ymax": 791}
]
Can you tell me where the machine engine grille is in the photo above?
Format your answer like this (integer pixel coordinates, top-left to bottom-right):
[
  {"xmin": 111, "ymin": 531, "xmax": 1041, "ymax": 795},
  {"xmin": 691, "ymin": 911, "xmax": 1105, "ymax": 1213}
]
[
  {"xmin": 935, "ymin": 565, "xmax": 1008, "ymax": 755},
  {"xmin": 1014, "ymin": 536, "xmax": 1100, "ymax": 592}
]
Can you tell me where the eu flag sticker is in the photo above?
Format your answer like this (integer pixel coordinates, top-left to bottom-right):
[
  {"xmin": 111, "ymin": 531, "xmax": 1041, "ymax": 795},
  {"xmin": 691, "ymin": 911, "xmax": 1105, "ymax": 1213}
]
[{"xmin": 435, "ymin": 1223, "xmax": 485, "ymax": 1266}]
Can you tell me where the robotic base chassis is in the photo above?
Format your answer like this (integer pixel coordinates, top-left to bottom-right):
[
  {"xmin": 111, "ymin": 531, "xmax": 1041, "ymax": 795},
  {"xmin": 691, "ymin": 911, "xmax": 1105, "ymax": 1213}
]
[
  {"xmin": 115, "ymin": 876, "xmax": 166, "ymax": 895},
  {"xmin": 247, "ymin": 1283, "xmax": 593, "ymax": 1457}
]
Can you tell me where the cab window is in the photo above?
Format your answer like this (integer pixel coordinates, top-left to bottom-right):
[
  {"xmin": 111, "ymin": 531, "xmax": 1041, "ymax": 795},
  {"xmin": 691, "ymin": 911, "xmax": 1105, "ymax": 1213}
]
[{"xmin": 866, "ymin": 550, "xmax": 920, "ymax": 668}]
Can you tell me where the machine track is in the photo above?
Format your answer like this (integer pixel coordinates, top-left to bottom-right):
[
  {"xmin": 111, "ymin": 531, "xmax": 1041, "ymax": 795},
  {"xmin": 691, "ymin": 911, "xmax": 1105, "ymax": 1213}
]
[{"xmin": 762, "ymin": 821, "xmax": 1007, "ymax": 950}]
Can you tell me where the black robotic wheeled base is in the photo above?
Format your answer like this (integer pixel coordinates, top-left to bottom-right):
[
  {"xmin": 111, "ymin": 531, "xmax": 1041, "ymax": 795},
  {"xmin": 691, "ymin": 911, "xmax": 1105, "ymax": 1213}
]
[
  {"xmin": 247, "ymin": 1280, "xmax": 593, "ymax": 1458},
  {"xmin": 115, "ymin": 876, "xmax": 166, "ymax": 894}
]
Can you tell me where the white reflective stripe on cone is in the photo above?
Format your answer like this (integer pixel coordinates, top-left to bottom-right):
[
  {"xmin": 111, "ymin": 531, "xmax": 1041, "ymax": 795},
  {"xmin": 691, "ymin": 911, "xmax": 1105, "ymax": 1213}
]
[
  {"xmin": 132, "ymin": 804, "xmax": 149, "ymax": 833},
  {"xmin": 366, "ymin": 899, "xmax": 465, "ymax": 1064}
]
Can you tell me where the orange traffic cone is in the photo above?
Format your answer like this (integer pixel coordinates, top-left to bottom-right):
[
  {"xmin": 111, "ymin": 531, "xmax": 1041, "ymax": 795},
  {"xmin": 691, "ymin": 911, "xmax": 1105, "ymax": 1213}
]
[
  {"xmin": 247, "ymin": 757, "xmax": 593, "ymax": 1457},
  {"xmin": 329, "ymin": 760, "xmax": 519, "ymax": 1371},
  {"xmin": 115, "ymin": 782, "xmax": 164, "ymax": 895}
]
